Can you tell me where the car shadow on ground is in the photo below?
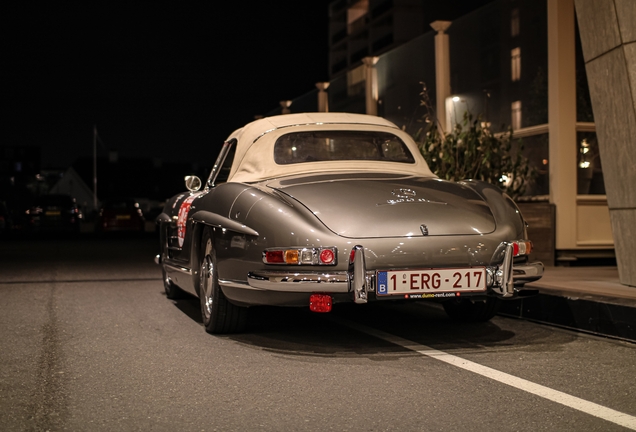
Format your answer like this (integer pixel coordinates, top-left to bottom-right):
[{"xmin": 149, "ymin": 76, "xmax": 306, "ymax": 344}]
[{"xmin": 167, "ymin": 291, "xmax": 576, "ymax": 358}]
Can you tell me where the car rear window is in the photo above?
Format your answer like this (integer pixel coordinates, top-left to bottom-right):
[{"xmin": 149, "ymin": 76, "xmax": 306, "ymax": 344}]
[{"xmin": 273, "ymin": 131, "xmax": 416, "ymax": 165}]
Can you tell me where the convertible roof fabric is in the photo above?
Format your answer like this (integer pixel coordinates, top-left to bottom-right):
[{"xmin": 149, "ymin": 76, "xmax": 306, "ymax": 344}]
[{"xmin": 225, "ymin": 112, "xmax": 436, "ymax": 183}]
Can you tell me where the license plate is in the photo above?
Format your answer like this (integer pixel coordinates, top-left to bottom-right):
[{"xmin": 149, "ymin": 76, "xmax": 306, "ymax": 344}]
[
  {"xmin": 376, "ymin": 268, "xmax": 486, "ymax": 298},
  {"xmin": 116, "ymin": 215, "xmax": 131, "ymax": 220},
  {"xmin": 45, "ymin": 211, "xmax": 61, "ymax": 216}
]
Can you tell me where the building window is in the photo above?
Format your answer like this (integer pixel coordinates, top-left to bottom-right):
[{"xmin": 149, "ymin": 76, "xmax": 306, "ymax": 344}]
[
  {"xmin": 511, "ymin": 47, "xmax": 521, "ymax": 81},
  {"xmin": 511, "ymin": 8, "xmax": 520, "ymax": 37},
  {"xmin": 347, "ymin": 0, "xmax": 369, "ymax": 34},
  {"xmin": 347, "ymin": 65, "xmax": 365, "ymax": 96},
  {"xmin": 511, "ymin": 101, "xmax": 522, "ymax": 130}
]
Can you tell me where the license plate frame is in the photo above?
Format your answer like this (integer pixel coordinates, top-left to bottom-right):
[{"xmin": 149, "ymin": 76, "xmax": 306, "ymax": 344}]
[{"xmin": 376, "ymin": 267, "xmax": 487, "ymax": 298}]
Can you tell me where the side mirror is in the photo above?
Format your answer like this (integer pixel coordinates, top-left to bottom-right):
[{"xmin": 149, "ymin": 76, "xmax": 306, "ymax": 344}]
[{"xmin": 184, "ymin": 175, "xmax": 202, "ymax": 192}]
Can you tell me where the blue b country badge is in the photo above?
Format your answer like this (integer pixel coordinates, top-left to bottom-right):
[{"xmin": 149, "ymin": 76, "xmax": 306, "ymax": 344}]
[{"xmin": 377, "ymin": 271, "xmax": 388, "ymax": 295}]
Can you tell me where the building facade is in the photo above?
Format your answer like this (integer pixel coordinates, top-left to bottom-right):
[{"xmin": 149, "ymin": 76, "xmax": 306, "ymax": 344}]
[{"xmin": 268, "ymin": 0, "xmax": 615, "ymax": 268}]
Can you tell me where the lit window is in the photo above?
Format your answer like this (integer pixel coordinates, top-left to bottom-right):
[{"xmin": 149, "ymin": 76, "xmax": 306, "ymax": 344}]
[
  {"xmin": 511, "ymin": 47, "xmax": 521, "ymax": 82},
  {"xmin": 511, "ymin": 101, "xmax": 522, "ymax": 130},
  {"xmin": 511, "ymin": 8, "xmax": 520, "ymax": 37}
]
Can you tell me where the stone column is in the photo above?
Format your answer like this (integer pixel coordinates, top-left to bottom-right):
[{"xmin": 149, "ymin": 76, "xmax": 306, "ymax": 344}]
[
  {"xmin": 430, "ymin": 20, "xmax": 452, "ymax": 133},
  {"xmin": 280, "ymin": 100, "xmax": 292, "ymax": 114},
  {"xmin": 316, "ymin": 82, "xmax": 330, "ymax": 112},
  {"xmin": 362, "ymin": 56, "xmax": 379, "ymax": 116},
  {"xmin": 548, "ymin": 0, "xmax": 578, "ymax": 251},
  {"xmin": 574, "ymin": 0, "xmax": 636, "ymax": 287}
]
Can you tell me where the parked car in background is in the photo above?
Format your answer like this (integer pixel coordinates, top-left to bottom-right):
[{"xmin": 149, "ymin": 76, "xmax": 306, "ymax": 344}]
[
  {"xmin": 96, "ymin": 197, "xmax": 146, "ymax": 234},
  {"xmin": 25, "ymin": 194, "xmax": 82, "ymax": 234},
  {"xmin": 155, "ymin": 113, "xmax": 544, "ymax": 334},
  {"xmin": 0, "ymin": 200, "xmax": 12, "ymax": 237}
]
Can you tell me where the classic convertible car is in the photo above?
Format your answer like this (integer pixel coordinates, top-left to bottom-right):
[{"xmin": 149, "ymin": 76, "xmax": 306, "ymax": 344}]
[{"xmin": 155, "ymin": 113, "xmax": 543, "ymax": 333}]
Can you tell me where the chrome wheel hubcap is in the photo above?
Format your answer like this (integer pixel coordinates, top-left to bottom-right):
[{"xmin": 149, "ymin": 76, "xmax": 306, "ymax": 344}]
[{"xmin": 201, "ymin": 255, "xmax": 214, "ymax": 320}]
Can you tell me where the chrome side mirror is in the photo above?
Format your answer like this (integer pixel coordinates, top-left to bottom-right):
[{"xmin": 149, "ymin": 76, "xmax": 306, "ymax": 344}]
[{"xmin": 185, "ymin": 175, "xmax": 202, "ymax": 192}]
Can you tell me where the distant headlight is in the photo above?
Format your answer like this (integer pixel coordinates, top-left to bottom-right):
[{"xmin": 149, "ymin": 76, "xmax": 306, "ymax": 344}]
[{"xmin": 263, "ymin": 247, "xmax": 337, "ymax": 265}]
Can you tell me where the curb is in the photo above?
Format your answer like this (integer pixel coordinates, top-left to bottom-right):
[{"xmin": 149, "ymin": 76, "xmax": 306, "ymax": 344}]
[{"xmin": 498, "ymin": 292, "xmax": 636, "ymax": 342}]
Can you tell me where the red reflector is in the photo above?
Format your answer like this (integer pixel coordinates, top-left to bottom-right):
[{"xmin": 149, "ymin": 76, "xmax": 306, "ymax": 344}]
[
  {"xmin": 265, "ymin": 250, "xmax": 284, "ymax": 263},
  {"xmin": 309, "ymin": 294, "xmax": 332, "ymax": 313},
  {"xmin": 349, "ymin": 249, "xmax": 356, "ymax": 263},
  {"xmin": 320, "ymin": 249, "xmax": 335, "ymax": 264}
]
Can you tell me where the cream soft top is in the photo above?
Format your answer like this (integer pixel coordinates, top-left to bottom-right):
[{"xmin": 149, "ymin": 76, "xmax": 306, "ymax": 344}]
[{"xmin": 225, "ymin": 112, "xmax": 436, "ymax": 183}]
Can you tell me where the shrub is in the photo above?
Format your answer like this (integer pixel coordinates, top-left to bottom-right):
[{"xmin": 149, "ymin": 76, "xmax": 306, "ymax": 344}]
[{"xmin": 412, "ymin": 84, "xmax": 536, "ymax": 200}]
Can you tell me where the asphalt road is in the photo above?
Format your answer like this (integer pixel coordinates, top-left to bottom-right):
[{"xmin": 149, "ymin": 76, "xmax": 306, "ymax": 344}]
[{"xmin": 1, "ymin": 233, "xmax": 635, "ymax": 431}]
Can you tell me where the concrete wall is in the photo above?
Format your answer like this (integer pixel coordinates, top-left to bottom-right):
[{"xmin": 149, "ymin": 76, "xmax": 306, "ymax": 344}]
[{"xmin": 574, "ymin": 0, "xmax": 636, "ymax": 286}]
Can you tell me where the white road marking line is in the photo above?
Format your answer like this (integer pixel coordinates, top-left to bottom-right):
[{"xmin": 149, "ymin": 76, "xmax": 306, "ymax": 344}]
[{"xmin": 336, "ymin": 318, "xmax": 636, "ymax": 431}]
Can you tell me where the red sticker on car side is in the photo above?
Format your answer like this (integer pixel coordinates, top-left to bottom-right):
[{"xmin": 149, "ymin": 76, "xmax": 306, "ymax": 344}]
[{"xmin": 177, "ymin": 195, "xmax": 198, "ymax": 247}]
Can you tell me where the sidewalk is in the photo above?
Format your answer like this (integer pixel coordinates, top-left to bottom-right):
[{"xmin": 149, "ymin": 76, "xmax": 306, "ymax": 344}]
[{"xmin": 498, "ymin": 266, "xmax": 636, "ymax": 342}]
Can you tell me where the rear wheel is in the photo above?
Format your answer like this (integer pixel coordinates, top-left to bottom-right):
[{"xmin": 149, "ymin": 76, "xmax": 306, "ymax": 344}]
[
  {"xmin": 199, "ymin": 227, "xmax": 247, "ymax": 334},
  {"xmin": 442, "ymin": 297, "xmax": 501, "ymax": 322}
]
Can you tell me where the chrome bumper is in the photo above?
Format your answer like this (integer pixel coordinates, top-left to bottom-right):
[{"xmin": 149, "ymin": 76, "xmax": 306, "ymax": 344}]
[
  {"xmin": 246, "ymin": 243, "xmax": 544, "ymax": 302},
  {"xmin": 247, "ymin": 271, "xmax": 348, "ymax": 292}
]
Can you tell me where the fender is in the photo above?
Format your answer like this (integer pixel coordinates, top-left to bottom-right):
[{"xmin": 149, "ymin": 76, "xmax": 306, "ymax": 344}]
[{"xmin": 190, "ymin": 210, "xmax": 259, "ymax": 237}]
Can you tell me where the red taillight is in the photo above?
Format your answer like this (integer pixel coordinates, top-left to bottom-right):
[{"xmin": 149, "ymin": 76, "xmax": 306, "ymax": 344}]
[
  {"xmin": 349, "ymin": 249, "xmax": 356, "ymax": 263},
  {"xmin": 263, "ymin": 247, "xmax": 337, "ymax": 265},
  {"xmin": 309, "ymin": 293, "xmax": 332, "ymax": 313},
  {"xmin": 265, "ymin": 250, "xmax": 284, "ymax": 263},
  {"xmin": 512, "ymin": 240, "xmax": 533, "ymax": 257},
  {"xmin": 320, "ymin": 249, "xmax": 335, "ymax": 264}
]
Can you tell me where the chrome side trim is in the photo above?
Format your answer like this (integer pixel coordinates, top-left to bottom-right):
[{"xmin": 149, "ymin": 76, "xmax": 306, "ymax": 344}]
[
  {"xmin": 190, "ymin": 210, "xmax": 259, "ymax": 237},
  {"xmin": 348, "ymin": 245, "xmax": 368, "ymax": 304},
  {"xmin": 218, "ymin": 279, "xmax": 259, "ymax": 290},
  {"xmin": 163, "ymin": 261, "xmax": 192, "ymax": 276},
  {"xmin": 247, "ymin": 271, "xmax": 348, "ymax": 292}
]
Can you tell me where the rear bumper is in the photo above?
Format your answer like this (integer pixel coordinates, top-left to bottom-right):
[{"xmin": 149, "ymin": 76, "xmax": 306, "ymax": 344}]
[
  {"xmin": 241, "ymin": 250, "xmax": 544, "ymax": 302},
  {"xmin": 512, "ymin": 261, "xmax": 544, "ymax": 285},
  {"xmin": 246, "ymin": 271, "xmax": 348, "ymax": 292}
]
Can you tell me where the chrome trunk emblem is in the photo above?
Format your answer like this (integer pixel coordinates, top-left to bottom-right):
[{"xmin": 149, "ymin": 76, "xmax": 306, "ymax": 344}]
[
  {"xmin": 420, "ymin": 224, "xmax": 429, "ymax": 236},
  {"xmin": 392, "ymin": 188, "xmax": 417, "ymax": 198}
]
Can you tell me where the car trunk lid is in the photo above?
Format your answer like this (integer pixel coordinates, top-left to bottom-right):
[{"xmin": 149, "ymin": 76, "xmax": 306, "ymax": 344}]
[{"xmin": 268, "ymin": 175, "xmax": 496, "ymax": 238}]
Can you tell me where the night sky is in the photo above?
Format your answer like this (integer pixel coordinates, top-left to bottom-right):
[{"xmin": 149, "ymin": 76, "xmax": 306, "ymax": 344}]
[
  {"xmin": 4, "ymin": 1, "xmax": 491, "ymax": 170},
  {"xmin": 5, "ymin": 1, "xmax": 335, "ymax": 169}
]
